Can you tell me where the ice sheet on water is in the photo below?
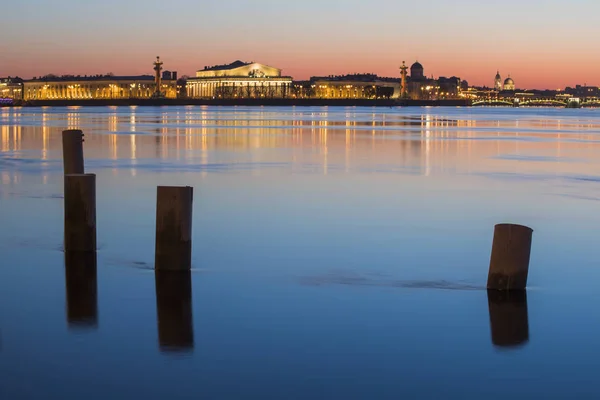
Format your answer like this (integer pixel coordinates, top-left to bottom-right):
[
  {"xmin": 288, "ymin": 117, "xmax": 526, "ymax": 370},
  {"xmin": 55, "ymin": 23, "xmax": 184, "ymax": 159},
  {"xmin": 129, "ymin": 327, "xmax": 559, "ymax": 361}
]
[
  {"xmin": 299, "ymin": 271, "xmax": 483, "ymax": 291},
  {"xmin": 493, "ymin": 154, "xmax": 584, "ymax": 163}
]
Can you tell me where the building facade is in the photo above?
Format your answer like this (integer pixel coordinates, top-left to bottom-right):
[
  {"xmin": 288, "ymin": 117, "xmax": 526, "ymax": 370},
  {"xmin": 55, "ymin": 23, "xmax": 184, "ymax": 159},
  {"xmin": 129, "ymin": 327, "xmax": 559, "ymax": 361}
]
[
  {"xmin": 405, "ymin": 61, "xmax": 462, "ymax": 100},
  {"xmin": 0, "ymin": 77, "xmax": 23, "ymax": 100},
  {"xmin": 23, "ymin": 75, "xmax": 178, "ymax": 100},
  {"xmin": 564, "ymin": 85, "xmax": 600, "ymax": 99},
  {"xmin": 22, "ymin": 57, "xmax": 178, "ymax": 101},
  {"xmin": 311, "ymin": 74, "xmax": 400, "ymax": 99},
  {"xmin": 186, "ymin": 61, "xmax": 293, "ymax": 99}
]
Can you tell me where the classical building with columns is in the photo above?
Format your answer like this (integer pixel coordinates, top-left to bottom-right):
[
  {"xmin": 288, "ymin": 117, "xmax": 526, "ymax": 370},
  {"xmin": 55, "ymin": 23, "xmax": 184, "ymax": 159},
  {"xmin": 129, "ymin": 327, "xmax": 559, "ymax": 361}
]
[
  {"xmin": 186, "ymin": 60, "xmax": 293, "ymax": 99},
  {"xmin": 0, "ymin": 77, "xmax": 23, "ymax": 100},
  {"xmin": 23, "ymin": 74, "xmax": 178, "ymax": 100},
  {"xmin": 310, "ymin": 74, "xmax": 400, "ymax": 99},
  {"xmin": 22, "ymin": 57, "xmax": 178, "ymax": 101}
]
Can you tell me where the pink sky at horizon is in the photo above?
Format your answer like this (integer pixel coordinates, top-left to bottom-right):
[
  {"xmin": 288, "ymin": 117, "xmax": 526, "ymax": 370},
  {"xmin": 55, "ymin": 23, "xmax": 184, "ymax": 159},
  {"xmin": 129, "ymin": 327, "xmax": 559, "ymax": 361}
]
[
  {"xmin": 2, "ymin": 51, "xmax": 596, "ymax": 90},
  {"xmin": 2, "ymin": 0, "xmax": 599, "ymax": 90}
]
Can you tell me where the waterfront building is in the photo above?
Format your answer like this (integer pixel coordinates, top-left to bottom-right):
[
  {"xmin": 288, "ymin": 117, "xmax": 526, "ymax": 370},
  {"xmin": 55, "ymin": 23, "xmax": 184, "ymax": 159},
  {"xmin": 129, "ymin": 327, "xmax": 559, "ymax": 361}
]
[
  {"xmin": 290, "ymin": 81, "xmax": 315, "ymax": 98},
  {"xmin": 23, "ymin": 75, "xmax": 178, "ymax": 100},
  {"xmin": 22, "ymin": 56, "xmax": 178, "ymax": 101},
  {"xmin": 467, "ymin": 86, "xmax": 500, "ymax": 99},
  {"xmin": 460, "ymin": 86, "xmax": 486, "ymax": 100},
  {"xmin": 311, "ymin": 74, "xmax": 400, "ymax": 99},
  {"xmin": 0, "ymin": 77, "xmax": 23, "ymax": 100},
  {"xmin": 437, "ymin": 77, "xmax": 462, "ymax": 98},
  {"xmin": 405, "ymin": 61, "xmax": 461, "ymax": 100},
  {"xmin": 565, "ymin": 85, "xmax": 600, "ymax": 99},
  {"xmin": 186, "ymin": 61, "xmax": 293, "ymax": 99}
]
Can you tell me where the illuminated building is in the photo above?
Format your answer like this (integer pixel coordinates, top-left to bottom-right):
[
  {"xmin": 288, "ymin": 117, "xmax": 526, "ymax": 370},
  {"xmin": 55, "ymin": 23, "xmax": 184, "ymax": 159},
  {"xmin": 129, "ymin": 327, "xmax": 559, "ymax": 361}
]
[
  {"xmin": 503, "ymin": 76, "xmax": 515, "ymax": 91},
  {"xmin": 186, "ymin": 61, "xmax": 293, "ymax": 98},
  {"xmin": 494, "ymin": 71, "xmax": 502, "ymax": 91},
  {"xmin": 0, "ymin": 77, "xmax": 23, "ymax": 100},
  {"xmin": 311, "ymin": 74, "xmax": 399, "ymax": 99},
  {"xmin": 23, "ymin": 75, "xmax": 178, "ymax": 100},
  {"xmin": 22, "ymin": 57, "xmax": 178, "ymax": 101},
  {"xmin": 405, "ymin": 61, "xmax": 462, "ymax": 100},
  {"xmin": 565, "ymin": 85, "xmax": 600, "ymax": 99}
]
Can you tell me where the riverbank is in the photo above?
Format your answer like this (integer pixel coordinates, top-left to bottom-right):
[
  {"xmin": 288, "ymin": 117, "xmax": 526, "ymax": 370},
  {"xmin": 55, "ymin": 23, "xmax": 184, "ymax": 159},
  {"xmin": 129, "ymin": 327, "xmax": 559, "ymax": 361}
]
[{"xmin": 11, "ymin": 98, "xmax": 472, "ymax": 107}]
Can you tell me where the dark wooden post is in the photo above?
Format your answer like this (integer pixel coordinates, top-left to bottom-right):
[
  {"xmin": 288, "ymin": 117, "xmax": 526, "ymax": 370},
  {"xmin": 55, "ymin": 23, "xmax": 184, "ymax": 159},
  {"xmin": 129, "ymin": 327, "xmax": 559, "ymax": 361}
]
[
  {"xmin": 155, "ymin": 270, "xmax": 194, "ymax": 352},
  {"xmin": 62, "ymin": 129, "xmax": 85, "ymax": 175},
  {"xmin": 155, "ymin": 186, "xmax": 193, "ymax": 271},
  {"xmin": 487, "ymin": 224, "xmax": 533, "ymax": 290},
  {"xmin": 487, "ymin": 290, "xmax": 529, "ymax": 348},
  {"xmin": 64, "ymin": 174, "xmax": 96, "ymax": 253},
  {"xmin": 65, "ymin": 251, "xmax": 98, "ymax": 329}
]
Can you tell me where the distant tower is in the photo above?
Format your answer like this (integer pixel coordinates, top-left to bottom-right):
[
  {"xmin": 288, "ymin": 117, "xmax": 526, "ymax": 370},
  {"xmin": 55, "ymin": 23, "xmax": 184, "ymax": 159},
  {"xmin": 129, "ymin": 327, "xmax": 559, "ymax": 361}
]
[
  {"xmin": 494, "ymin": 71, "xmax": 502, "ymax": 91},
  {"xmin": 400, "ymin": 61, "xmax": 409, "ymax": 98},
  {"xmin": 153, "ymin": 56, "xmax": 164, "ymax": 97}
]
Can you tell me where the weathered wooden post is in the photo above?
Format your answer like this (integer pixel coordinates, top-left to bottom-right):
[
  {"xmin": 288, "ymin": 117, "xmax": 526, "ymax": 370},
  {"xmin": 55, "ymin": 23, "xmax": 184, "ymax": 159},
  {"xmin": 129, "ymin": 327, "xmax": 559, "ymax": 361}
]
[
  {"xmin": 155, "ymin": 270, "xmax": 194, "ymax": 351},
  {"xmin": 155, "ymin": 186, "xmax": 193, "ymax": 271},
  {"xmin": 65, "ymin": 251, "xmax": 98, "ymax": 329},
  {"xmin": 487, "ymin": 290, "xmax": 529, "ymax": 348},
  {"xmin": 64, "ymin": 174, "xmax": 96, "ymax": 253},
  {"xmin": 487, "ymin": 224, "xmax": 533, "ymax": 290},
  {"xmin": 62, "ymin": 129, "xmax": 85, "ymax": 175}
]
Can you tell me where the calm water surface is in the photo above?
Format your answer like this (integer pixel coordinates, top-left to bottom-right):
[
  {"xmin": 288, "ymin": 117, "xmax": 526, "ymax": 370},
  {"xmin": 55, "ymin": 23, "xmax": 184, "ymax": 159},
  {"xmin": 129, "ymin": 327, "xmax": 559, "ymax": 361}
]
[{"xmin": 1, "ymin": 106, "xmax": 600, "ymax": 399}]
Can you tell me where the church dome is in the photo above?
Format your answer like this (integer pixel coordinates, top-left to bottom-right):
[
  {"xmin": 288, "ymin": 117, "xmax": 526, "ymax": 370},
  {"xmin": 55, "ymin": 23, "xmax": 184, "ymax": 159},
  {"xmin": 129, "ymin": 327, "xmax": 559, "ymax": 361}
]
[
  {"xmin": 410, "ymin": 61, "xmax": 424, "ymax": 79},
  {"xmin": 495, "ymin": 71, "xmax": 501, "ymax": 79},
  {"xmin": 504, "ymin": 77, "xmax": 514, "ymax": 85}
]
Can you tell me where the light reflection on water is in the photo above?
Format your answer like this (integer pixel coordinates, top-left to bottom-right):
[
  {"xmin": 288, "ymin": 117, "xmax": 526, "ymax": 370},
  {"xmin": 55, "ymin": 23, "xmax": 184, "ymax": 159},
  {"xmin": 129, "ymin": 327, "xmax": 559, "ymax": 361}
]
[{"xmin": 1, "ymin": 106, "xmax": 600, "ymax": 398}]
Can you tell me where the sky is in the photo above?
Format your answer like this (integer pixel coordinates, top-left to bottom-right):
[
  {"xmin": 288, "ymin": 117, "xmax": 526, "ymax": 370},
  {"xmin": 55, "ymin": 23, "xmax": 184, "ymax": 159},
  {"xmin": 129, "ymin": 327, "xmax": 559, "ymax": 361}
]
[{"xmin": 1, "ymin": 0, "xmax": 599, "ymax": 89}]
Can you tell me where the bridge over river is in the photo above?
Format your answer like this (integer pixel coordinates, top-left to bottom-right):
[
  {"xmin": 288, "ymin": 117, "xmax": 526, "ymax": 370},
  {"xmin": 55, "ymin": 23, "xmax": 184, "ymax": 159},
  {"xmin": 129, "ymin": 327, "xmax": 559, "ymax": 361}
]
[{"xmin": 473, "ymin": 98, "xmax": 600, "ymax": 108}]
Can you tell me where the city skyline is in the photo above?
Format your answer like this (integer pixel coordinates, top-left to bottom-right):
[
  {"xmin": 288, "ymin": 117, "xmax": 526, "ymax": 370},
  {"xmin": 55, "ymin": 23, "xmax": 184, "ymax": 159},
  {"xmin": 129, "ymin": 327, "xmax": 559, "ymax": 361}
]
[{"xmin": 2, "ymin": 0, "xmax": 599, "ymax": 89}]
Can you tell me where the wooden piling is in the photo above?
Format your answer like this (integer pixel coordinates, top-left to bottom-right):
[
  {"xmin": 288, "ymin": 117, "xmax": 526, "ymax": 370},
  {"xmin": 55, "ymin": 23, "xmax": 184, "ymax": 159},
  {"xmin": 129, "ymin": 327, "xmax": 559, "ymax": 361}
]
[
  {"xmin": 65, "ymin": 251, "xmax": 98, "ymax": 328},
  {"xmin": 155, "ymin": 270, "xmax": 194, "ymax": 351},
  {"xmin": 64, "ymin": 174, "xmax": 96, "ymax": 253},
  {"xmin": 155, "ymin": 186, "xmax": 193, "ymax": 271},
  {"xmin": 487, "ymin": 289, "xmax": 529, "ymax": 348},
  {"xmin": 62, "ymin": 129, "xmax": 85, "ymax": 175},
  {"xmin": 487, "ymin": 223, "xmax": 533, "ymax": 290}
]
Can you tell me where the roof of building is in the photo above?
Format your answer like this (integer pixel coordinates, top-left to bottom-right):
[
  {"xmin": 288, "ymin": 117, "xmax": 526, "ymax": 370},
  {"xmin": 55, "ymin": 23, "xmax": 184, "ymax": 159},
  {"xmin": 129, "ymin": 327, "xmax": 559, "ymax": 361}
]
[
  {"xmin": 310, "ymin": 74, "xmax": 399, "ymax": 83},
  {"xmin": 26, "ymin": 75, "xmax": 161, "ymax": 83},
  {"xmin": 0, "ymin": 77, "xmax": 24, "ymax": 84},
  {"xmin": 311, "ymin": 73, "xmax": 377, "ymax": 82},
  {"xmin": 504, "ymin": 77, "xmax": 514, "ymax": 85},
  {"xmin": 201, "ymin": 60, "xmax": 252, "ymax": 72},
  {"xmin": 495, "ymin": 71, "xmax": 501, "ymax": 79},
  {"xmin": 411, "ymin": 61, "xmax": 423, "ymax": 70}
]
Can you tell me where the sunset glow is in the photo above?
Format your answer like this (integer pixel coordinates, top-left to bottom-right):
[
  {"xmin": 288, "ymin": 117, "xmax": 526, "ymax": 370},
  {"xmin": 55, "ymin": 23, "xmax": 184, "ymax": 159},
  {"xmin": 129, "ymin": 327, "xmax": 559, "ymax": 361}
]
[{"xmin": 2, "ymin": 0, "xmax": 600, "ymax": 89}]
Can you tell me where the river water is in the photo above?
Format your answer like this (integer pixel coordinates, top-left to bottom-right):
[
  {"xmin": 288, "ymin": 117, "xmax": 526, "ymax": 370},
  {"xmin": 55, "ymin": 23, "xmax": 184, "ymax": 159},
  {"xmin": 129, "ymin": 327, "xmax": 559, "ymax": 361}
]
[{"xmin": 1, "ymin": 106, "xmax": 600, "ymax": 399}]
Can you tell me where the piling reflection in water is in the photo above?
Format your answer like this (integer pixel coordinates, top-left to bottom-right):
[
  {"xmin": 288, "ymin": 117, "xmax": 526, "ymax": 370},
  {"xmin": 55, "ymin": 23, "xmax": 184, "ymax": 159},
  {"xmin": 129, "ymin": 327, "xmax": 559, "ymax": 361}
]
[
  {"xmin": 487, "ymin": 290, "xmax": 529, "ymax": 348},
  {"xmin": 64, "ymin": 252, "xmax": 98, "ymax": 329},
  {"xmin": 155, "ymin": 270, "xmax": 194, "ymax": 352}
]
